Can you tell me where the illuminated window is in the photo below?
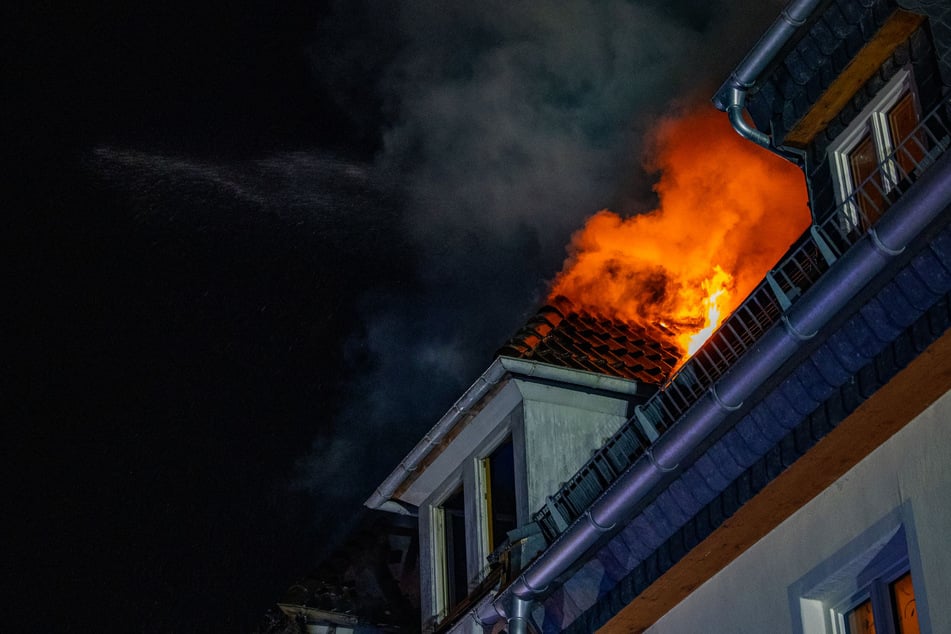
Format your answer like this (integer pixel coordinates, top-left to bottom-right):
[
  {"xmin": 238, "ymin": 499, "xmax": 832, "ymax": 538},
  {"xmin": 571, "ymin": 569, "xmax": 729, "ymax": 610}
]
[
  {"xmin": 830, "ymin": 68, "xmax": 922, "ymax": 230},
  {"xmin": 837, "ymin": 566, "xmax": 920, "ymax": 634},
  {"xmin": 794, "ymin": 525, "xmax": 923, "ymax": 634}
]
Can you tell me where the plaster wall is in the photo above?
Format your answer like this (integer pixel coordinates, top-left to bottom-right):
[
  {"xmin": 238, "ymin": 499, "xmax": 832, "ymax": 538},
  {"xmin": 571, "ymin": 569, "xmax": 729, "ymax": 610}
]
[
  {"xmin": 645, "ymin": 387, "xmax": 951, "ymax": 634},
  {"xmin": 519, "ymin": 381, "xmax": 630, "ymax": 514}
]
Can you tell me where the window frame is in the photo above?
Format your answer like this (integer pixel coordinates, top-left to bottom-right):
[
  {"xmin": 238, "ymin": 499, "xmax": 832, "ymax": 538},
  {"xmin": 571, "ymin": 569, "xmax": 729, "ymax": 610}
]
[
  {"xmin": 474, "ymin": 433, "xmax": 518, "ymax": 581},
  {"xmin": 430, "ymin": 480, "xmax": 469, "ymax": 621},
  {"xmin": 829, "ymin": 67, "xmax": 920, "ymax": 229},
  {"xmin": 830, "ymin": 551, "xmax": 915, "ymax": 634},
  {"xmin": 426, "ymin": 423, "xmax": 523, "ymax": 625},
  {"xmin": 792, "ymin": 522, "xmax": 923, "ymax": 634}
]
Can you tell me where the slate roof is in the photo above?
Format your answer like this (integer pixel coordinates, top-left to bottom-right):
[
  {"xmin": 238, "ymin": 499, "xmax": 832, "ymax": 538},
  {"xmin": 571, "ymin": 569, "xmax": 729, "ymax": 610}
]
[
  {"xmin": 495, "ymin": 296, "xmax": 682, "ymax": 385},
  {"xmin": 714, "ymin": 0, "xmax": 896, "ymax": 140},
  {"xmin": 713, "ymin": 0, "xmax": 951, "ymax": 147},
  {"xmin": 543, "ymin": 221, "xmax": 951, "ymax": 633}
]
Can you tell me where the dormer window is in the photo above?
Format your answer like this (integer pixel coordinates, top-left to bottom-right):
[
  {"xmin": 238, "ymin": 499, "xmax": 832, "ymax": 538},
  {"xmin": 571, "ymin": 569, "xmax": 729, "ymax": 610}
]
[
  {"xmin": 432, "ymin": 483, "xmax": 468, "ymax": 618},
  {"xmin": 478, "ymin": 436, "xmax": 516, "ymax": 557},
  {"xmin": 830, "ymin": 68, "xmax": 922, "ymax": 231},
  {"xmin": 428, "ymin": 432, "xmax": 520, "ymax": 625}
]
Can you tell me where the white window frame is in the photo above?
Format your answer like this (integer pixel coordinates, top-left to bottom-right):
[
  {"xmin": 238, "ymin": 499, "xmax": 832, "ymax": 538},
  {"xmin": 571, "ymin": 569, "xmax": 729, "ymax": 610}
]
[
  {"xmin": 429, "ymin": 503, "xmax": 450, "ymax": 619},
  {"xmin": 793, "ymin": 523, "xmax": 922, "ymax": 634},
  {"xmin": 430, "ymin": 480, "xmax": 467, "ymax": 622},
  {"xmin": 829, "ymin": 551, "xmax": 913, "ymax": 634},
  {"xmin": 427, "ymin": 426, "xmax": 521, "ymax": 624},
  {"xmin": 473, "ymin": 429, "xmax": 518, "ymax": 583},
  {"xmin": 829, "ymin": 67, "xmax": 919, "ymax": 229}
]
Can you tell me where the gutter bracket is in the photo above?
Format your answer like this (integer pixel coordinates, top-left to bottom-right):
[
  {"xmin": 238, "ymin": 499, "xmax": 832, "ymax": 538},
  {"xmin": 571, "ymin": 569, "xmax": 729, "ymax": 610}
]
[
  {"xmin": 782, "ymin": 314, "xmax": 817, "ymax": 342},
  {"xmin": 709, "ymin": 383, "xmax": 743, "ymax": 413},
  {"xmin": 869, "ymin": 227, "xmax": 906, "ymax": 256}
]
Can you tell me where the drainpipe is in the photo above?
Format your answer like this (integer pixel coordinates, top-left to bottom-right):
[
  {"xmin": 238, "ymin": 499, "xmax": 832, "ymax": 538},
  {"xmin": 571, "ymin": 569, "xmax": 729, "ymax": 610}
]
[
  {"xmin": 482, "ymin": 150, "xmax": 951, "ymax": 623},
  {"xmin": 505, "ymin": 596, "xmax": 534, "ymax": 634},
  {"xmin": 719, "ymin": 0, "xmax": 824, "ymax": 163}
]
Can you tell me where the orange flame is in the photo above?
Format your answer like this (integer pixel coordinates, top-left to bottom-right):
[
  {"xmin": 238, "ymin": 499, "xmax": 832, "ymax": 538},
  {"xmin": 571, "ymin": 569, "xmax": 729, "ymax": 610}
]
[
  {"xmin": 550, "ymin": 107, "xmax": 809, "ymax": 357},
  {"xmin": 681, "ymin": 264, "xmax": 732, "ymax": 354}
]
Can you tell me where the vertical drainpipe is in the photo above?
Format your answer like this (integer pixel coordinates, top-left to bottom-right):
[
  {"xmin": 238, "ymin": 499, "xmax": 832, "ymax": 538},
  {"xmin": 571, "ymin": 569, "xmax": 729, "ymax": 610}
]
[
  {"xmin": 505, "ymin": 596, "xmax": 534, "ymax": 634},
  {"xmin": 722, "ymin": 0, "xmax": 824, "ymax": 164}
]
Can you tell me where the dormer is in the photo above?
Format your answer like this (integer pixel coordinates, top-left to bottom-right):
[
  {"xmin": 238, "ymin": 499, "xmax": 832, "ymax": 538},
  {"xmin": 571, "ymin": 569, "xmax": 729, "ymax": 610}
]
[
  {"xmin": 365, "ymin": 299, "xmax": 680, "ymax": 632},
  {"xmin": 714, "ymin": 0, "xmax": 950, "ymax": 233}
]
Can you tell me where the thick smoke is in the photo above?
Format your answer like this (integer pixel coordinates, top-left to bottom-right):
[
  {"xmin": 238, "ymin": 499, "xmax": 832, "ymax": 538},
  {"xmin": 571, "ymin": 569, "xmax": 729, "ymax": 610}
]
[{"xmin": 295, "ymin": 0, "xmax": 790, "ymax": 545}]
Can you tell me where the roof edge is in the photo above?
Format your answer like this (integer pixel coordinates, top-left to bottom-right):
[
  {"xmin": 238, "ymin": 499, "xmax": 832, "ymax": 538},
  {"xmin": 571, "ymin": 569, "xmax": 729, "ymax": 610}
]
[{"xmin": 365, "ymin": 356, "xmax": 643, "ymax": 512}]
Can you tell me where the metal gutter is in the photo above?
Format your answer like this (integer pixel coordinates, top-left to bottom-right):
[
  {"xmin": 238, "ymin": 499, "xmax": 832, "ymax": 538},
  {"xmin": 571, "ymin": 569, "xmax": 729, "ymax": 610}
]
[
  {"xmin": 497, "ymin": 357, "xmax": 642, "ymax": 396},
  {"xmin": 714, "ymin": 0, "xmax": 824, "ymax": 162},
  {"xmin": 365, "ymin": 358, "xmax": 641, "ymax": 512},
  {"xmin": 482, "ymin": 151, "xmax": 951, "ymax": 624},
  {"xmin": 364, "ymin": 358, "xmax": 507, "ymax": 514}
]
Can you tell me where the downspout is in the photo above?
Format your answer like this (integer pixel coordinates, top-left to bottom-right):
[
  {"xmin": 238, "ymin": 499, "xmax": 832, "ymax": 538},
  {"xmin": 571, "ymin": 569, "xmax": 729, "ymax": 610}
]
[
  {"xmin": 721, "ymin": 0, "xmax": 824, "ymax": 163},
  {"xmin": 505, "ymin": 596, "xmax": 534, "ymax": 634},
  {"xmin": 482, "ymin": 150, "xmax": 951, "ymax": 622}
]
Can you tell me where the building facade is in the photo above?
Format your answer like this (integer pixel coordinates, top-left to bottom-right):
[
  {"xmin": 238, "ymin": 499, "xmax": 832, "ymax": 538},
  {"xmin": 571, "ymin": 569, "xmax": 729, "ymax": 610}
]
[{"xmin": 367, "ymin": 0, "xmax": 951, "ymax": 632}]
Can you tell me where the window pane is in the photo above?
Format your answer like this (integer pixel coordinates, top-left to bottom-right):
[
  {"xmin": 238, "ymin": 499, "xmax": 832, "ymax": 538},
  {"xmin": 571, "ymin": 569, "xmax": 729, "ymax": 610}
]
[
  {"xmin": 485, "ymin": 438, "xmax": 517, "ymax": 551},
  {"xmin": 847, "ymin": 598, "xmax": 877, "ymax": 634},
  {"xmin": 888, "ymin": 92, "xmax": 923, "ymax": 178},
  {"xmin": 890, "ymin": 572, "xmax": 920, "ymax": 634},
  {"xmin": 848, "ymin": 133, "xmax": 887, "ymax": 227},
  {"xmin": 441, "ymin": 485, "xmax": 468, "ymax": 608}
]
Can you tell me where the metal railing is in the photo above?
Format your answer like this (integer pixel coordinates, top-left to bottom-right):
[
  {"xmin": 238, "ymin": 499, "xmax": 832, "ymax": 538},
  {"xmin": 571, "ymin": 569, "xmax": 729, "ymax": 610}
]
[{"xmin": 533, "ymin": 100, "xmax": 951, "ymax": 543}]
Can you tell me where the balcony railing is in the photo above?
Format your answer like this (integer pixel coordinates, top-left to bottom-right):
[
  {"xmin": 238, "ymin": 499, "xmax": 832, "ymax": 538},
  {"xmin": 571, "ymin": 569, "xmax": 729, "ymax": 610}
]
[{"xmin": 533, "ymin": 100, "xmax": 951, "ymax": 544}]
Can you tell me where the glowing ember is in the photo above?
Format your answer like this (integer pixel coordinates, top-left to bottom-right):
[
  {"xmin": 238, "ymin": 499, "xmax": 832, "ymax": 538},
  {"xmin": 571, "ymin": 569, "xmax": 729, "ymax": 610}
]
[{"xmin": 550, "ymin": 107, "xmax": 809, "ymax": 358}]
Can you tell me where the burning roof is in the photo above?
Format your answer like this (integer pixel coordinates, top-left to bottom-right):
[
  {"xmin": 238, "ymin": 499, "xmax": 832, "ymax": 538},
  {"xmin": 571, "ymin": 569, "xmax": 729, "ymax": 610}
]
[{"xmin": 496, "ymin": 295, "xmax": 681, "ymax": 384}]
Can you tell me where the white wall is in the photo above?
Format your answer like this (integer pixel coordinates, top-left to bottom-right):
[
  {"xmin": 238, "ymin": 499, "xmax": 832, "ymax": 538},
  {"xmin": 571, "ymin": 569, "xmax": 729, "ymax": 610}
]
[
  {"xmin": 646, "ymin": 388, "xmax": 951, "ymax": 634},
  {"xmin": 519, "ymin": 380, "xmax": 631, "ymax": 513}
]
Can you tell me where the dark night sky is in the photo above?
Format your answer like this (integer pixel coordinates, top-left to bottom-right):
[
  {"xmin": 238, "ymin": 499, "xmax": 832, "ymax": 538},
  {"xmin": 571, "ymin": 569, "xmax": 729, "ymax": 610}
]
[{"xmin": 8, "ymin": 1, "xmax": 785, "ymax": 631}]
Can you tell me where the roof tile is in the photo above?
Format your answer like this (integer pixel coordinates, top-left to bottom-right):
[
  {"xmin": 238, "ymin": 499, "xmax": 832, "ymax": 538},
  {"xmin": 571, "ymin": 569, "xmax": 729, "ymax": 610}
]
[
  {"xmin": 762, "ymin": 388, "xmax": 804, "ymax": 431},
  {"xmin": 616, "ymin": 521, "xmax": 653, "ymax": 563},
  {"xmin": 596, "ymin": 549, "xmax": 627, "ymax": 586},
  {"xmin": 777, "ymin": 373, "xmax": 821, "ymax": 417},
  {"xmin": 859, "ymin": 297, "xmax": 905, "ymax": 342},
  {"xmin": 894, "ymin": 266, "xmax": 942, "ymax": 311},
  {"xmin": 721, "ymin": 428, "xmax": 760, "ymax": 470},
  {"xmin": 734, "ymin": 415, "xmax": 774, "ymax": 455},
  {"xmin": 826, "ymin": 327, "xmax": 871, "ymax": 373},
  {"xmin": 496, "ymin": 297, "xmax": 682, "ymax": 384},
  {"xmin": 666, "ymin": 478, "xmax": 702, "ymax": 517},
  {"xmin": 791, "ymin": 356, "xmax": 839, "ymax": 403},
  {"xmin": 911, "ymin": 249, "xmax": 951, "ymax": 294},
  {"xmin": 655, "ymin": 491, "xmax": 690, "ymax": 529},
  {"xmin": 678, "ymin": 463, "xmax": 719, "ymax": 508},
  {"xmin": 813, "ymin": 17, "xmax": 840, "ymax": 55},
  {"xmin": 628, "ymin": 514, "xmax": 665, "ymax": 552}
]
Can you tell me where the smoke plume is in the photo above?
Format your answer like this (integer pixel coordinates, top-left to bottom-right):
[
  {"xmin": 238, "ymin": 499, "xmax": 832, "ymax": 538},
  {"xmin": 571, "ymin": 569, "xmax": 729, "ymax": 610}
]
[{"xmin": 295, "ymin": 0, "xmax": 793, "ymax": 542}]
